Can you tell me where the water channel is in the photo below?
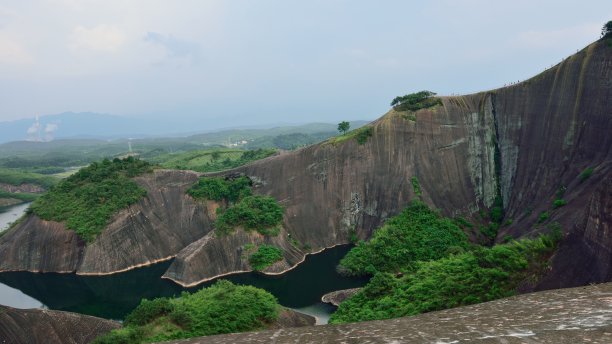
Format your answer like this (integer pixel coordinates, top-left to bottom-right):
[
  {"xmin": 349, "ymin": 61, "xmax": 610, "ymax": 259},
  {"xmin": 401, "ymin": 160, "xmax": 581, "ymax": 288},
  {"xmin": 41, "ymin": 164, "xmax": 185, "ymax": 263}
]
[{"xmin": 0, "ymin": 203, "xmax": 367, "ymax": 323}]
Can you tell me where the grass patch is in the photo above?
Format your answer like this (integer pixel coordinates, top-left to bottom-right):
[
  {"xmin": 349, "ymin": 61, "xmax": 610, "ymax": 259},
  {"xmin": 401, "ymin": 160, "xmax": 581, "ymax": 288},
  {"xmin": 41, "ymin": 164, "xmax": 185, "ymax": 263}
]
[
  {"xmin": 329, "ymin": 126, "xmax": 373, "ymax": 145},
  {"xmin": 154, "ymin": 148, "xmax": 276, "ymax": 173},
  {"xmin": 30, "ymin": 157, "xmax": 152, "ymax": 243},
  {"xmin": 249, "ymin": 245, "xmax": 284, "ymax": 271},
  {"xmin": 93, "ymin": 280, "xmax": 280, "ymax": 344},
  {"xmin": 330, "ymin": 233, "xmax": 560, "ymax": 324},
  {"xmin": 337, "ymin": 201, "xmax": 470, "ymax": 276}
]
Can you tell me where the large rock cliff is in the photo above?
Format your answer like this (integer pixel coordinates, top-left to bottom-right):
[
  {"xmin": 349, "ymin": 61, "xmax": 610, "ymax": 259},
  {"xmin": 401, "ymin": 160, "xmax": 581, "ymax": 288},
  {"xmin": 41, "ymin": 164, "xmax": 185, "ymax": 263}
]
[
  {"xmin": 0, "ymin": 306, "xmax": 119, "ymax": 344},
  {"xmin": 0, "ymin": 40, "xmax": 609, "ymax": 291}
]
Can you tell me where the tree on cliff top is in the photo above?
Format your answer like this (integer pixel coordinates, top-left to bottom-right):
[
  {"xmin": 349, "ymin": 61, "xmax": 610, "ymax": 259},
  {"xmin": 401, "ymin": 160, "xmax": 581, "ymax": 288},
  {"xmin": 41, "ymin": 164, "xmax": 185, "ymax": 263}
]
[
  {"xmin": 602, "ymin": 20, "xmax": 612, "ymax": 38},
  {"xmin": 338, "ymin": 121, "xmax": 350, "ymax": 135}
]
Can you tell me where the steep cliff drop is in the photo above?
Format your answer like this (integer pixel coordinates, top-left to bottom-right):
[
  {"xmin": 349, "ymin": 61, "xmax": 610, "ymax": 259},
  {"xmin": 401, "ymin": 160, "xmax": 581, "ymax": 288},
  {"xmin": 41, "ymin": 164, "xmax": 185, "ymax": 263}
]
[{"xmin": 0, "ymin": 39, "xmax": 609, "ymax": 292}]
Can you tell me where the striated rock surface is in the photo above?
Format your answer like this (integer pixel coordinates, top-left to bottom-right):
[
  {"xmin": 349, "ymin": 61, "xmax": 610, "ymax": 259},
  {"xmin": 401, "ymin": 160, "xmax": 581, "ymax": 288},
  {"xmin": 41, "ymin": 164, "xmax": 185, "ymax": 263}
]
[
  {"xmin": 0, "ymin": 40, "xmax": 610, "ymax": 291},
  {"xmin": 157, "ymin": 282, "xmax": 612, "ymax": 344},
  {"xmin": 0, "ymin": 305, "xmax": 120, "ymax": 344},
  {"xmin": 321, "ymin": 288, "xmax": 361, "ymax": 307},
  {"xmin": 0, "ymin": 169, "xmax": 212, "ymax": 275}
]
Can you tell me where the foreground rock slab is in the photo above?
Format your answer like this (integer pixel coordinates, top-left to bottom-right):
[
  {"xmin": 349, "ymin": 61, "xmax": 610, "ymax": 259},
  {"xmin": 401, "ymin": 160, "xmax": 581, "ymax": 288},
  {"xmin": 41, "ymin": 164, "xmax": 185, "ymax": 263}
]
[
  {"xmin": 160, "ymin": 283, "xmax": 612, "ymax": 344},
  {"xmin": 0, "ymin": 306, "xmax": 120, "ymax": 344}
]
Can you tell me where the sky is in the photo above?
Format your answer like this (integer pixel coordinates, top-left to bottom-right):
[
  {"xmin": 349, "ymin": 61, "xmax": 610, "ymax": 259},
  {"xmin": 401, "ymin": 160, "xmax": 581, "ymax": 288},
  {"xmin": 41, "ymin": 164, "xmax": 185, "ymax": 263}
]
[{"xmin": 0, "ymin": 0, "xmax": 610, "ymax": 129}]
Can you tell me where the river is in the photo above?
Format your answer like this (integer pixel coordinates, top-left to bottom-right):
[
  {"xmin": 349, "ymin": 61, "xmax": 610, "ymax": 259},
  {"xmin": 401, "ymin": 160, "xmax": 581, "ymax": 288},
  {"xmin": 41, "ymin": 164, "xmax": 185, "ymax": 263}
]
[{"xmin": 0, "ymin": 202, "xmax": 366, "ymax": 323}]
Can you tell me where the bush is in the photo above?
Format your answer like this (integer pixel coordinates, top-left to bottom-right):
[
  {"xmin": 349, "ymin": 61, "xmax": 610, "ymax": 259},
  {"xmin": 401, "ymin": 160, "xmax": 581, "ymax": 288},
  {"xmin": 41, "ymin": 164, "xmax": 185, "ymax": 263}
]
[
  {"xmin": 94, "ymin": 280, "xmax": 280, "ymax": 344},
  {"xmin": 124, "ymin": 298, "xmax": 174, "ymax": 326},
  {"xmin": 411, "ymin": 176, "xmax": 421, "ymax": 196},
  {"xmin": 330, "ymin": 234, "xmax": 559, "ymax": 324},
  {"xmin": 30, "ymin": 157, "xmax": 151, "ymax": 243},
  {"xmin": 216, "ymin": 195, "xmax": 284, "ymax": 236},
  {"xmin": 338, "ymin": 201, "xmax": 470, "ymax": 276},
  {"xmin": 391, "ymin": 91, "xmax": 442, "ymax": 112},
  {"xmin": 552, "ymin": 199, "xmax": 567, "ymax": 209},
  {"xmin": 249, "ymin": 245, "xmax": 284, "ymax": 271},
  {"xmin": 579, "ymin": 167, "xmax": 593, "ymax": 183},
  {"xmin": 187, "ymin": 176, "xmax": 252, "ymax": 203},
  {"xmin": 537, "ymin": 211, "xmax": 550, "ymax": 223}
]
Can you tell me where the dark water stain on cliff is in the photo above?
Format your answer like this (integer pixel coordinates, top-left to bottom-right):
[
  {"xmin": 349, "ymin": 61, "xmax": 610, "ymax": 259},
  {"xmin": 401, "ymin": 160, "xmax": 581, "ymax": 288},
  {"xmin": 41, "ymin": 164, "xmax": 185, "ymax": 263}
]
[{"xmin": 0, "ymin": 245, "xmax": 366, "ymax": 320}]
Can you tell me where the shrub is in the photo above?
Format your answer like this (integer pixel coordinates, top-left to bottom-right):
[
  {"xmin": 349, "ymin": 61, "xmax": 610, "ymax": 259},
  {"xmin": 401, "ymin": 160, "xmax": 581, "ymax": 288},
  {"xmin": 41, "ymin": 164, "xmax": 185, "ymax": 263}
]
[
  {"xmin": 579, "ymin": 167, "xmax": 593, "ymax": 183},
  {"xmin": 355, "ymin": 127, "xmax": 373, "ymax": 144},
  {"xmin": 552, "ymin": 199, "xmax": 567, "ymax": 209},
  {"xmin": 187, "ymin": 176, "xmax": 252, "ymax": 203},
  {"xmin": 30, "ymin": 157, "xmax": 151, "ymax": 243},
  {"xmin": 537, "ymin": 211, "xmax": 550, "ymax": 223},
  {"xmin": 391, "ymin": 91, "xmax": 442, "ymax": 112},
  {"xmin": 216, "ymin": 195, "xmax": 284, "ymax": 236},
  {"xmin": 330, "ymin": 234, "xmax": 559, "ymax": 324},
  {"xmin": 94, "ymin": 280, "xmax": 280, "ymax": 344},
  {"xmin": 338, "ymin": 200, "xmax": 470, "ymax": 276},
  {"xmin": 411, "ymin": 176, "xmax": 421, "ymax": 196},
  {"xmin": 249, "ymin": 245, "xmax": 284, "ymax": 271},
  {"xmin": 124, "ymin": 298, "xmax": 174, "ymax": 326}
]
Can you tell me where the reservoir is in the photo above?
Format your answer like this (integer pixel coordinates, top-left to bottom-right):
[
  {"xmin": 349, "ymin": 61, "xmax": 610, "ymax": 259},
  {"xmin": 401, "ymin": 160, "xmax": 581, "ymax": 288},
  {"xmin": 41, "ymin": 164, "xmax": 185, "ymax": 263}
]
[{"xmin": 0, "ymin": 202, "xmax": 366, "ymax": 322}]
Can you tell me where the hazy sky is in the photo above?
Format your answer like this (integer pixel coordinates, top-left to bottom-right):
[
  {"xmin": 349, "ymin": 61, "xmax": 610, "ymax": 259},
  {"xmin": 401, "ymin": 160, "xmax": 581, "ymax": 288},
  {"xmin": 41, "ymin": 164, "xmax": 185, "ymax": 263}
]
[{"xmin": 0, "ymin": 0, "xmax": 610, "ymax": 127}]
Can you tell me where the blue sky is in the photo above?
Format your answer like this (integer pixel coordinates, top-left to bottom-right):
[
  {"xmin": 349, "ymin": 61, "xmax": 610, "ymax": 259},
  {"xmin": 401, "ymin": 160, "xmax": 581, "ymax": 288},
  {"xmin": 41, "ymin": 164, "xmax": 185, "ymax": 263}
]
[{"xmin": 0, "ymin": 0, "xmax": 610, "ymax": 128}]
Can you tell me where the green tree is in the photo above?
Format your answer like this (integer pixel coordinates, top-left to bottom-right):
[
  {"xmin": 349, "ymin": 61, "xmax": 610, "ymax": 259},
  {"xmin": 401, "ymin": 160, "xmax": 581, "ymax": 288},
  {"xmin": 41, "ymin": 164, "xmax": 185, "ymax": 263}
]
[
  {"xmin": 211, "ymin": 151, "xmax": 221, "ymax": 161},
  {"xmin": 337, "ymin": 121, "xmax": 350, "ymax": 135},
  {"xmin": 602, "ymin": 20, "xmax": 612, "ymax": 38}
]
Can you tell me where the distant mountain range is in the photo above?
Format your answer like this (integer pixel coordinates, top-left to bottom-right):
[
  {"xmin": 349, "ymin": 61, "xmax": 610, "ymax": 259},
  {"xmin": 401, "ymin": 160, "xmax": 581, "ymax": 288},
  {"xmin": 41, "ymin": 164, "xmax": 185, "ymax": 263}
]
[{"xmin": 0, "ymin": 112, "xmax": 370, "ymax": 144}]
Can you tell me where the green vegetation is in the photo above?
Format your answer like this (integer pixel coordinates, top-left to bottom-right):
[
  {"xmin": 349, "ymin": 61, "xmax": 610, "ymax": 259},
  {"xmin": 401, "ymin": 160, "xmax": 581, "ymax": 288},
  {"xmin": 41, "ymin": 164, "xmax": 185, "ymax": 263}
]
[
  {"xmin": 579, "ymin": 167, "xmax": 593, "ymax": 183},
  {"xmin": 187, "ymin": 176, "xmax": 252, "ymax": 203},
  {"xmin": 338, "ymin": 201, "xmax": 470, "ymax": 276},
  {"xmin": 188, "ymin": 176, "xmax": 284, "ymax": 236},
  {"xmin": 410, "ymin": 176, "xmax": 422, "ymax": 196},
  {"xmin": 30, "ymin": 157, "xmax": 152, "ymax": 243},
  {"xmin": 0, "ymin": 190, "xmax": 39, "ymax": 202},
  {"xmin": 337, "ymin": 121, "xmax": 350, "ymax": 135},
  {"xmin": 552, "ymin": 199, "xmax": 567, "ymax": 209},
  {"xmin": 602, "ymin": 20, "xmax": 612, "ymax": 38},
  {"xmin": 330, "ymin": 233, "xmax": 560, "ymax": 324},
  {"xmin": 537, "ymin": 211, "xmax": 550, "ymax": 224},
  {"xmin": 93, "ymin": 280, "xmax": 280, "ymax": 344},
  {"xmin": 249, "ymin": 245, "xmax": 284, "ymax": 271},
  {"xmin": 155, "ymin": 148, "xmax": 276, "ymax": 173},
  {"xmin": 330, "ymin": 126, "xmax": 374, "ymax": 146},
  {"xmin": 391, "ymin": 91, "xmax": 442, "ymax": 112},
  {"xmin": 0, "ymin": 168, "xmax": 58, "ymax": 188},
  {"xmin": 216, "ymin": 196, "xmax": 284, "ymax": 236}
]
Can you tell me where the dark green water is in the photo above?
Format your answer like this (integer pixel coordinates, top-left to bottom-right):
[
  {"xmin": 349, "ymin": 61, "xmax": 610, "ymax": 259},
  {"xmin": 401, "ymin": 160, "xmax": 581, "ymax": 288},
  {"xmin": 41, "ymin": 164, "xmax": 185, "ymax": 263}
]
[{"xmin": 0, "ymin": 245, "xmax": 367, "ymax": 320}]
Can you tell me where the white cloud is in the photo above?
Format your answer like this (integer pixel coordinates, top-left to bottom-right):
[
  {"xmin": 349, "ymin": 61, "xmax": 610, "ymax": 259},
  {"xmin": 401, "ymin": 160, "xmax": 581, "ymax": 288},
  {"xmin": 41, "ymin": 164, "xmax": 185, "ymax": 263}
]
[
  {"xmin": 0, "ymin": 32, "xmax": 33, "ymax": 65},
  {"xmin": 71, "ymin": 24, "xmax": 127, "ymax": 52}
]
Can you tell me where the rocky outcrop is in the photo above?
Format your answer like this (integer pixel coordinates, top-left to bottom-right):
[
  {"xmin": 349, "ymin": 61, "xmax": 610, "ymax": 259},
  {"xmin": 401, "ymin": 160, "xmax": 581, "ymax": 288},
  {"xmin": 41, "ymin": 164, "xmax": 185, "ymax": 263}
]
[
  {"xmin": 271, "ymin": 308, "xmax": 316, "ymax": 329},
  {"xmin": 0, "ymin": 306, "xmax": 119, "ymax": 344},
  {"xmin": 321, "ymin": 288, "xmax": 361, "ymax": 306},
  {"xmin": 0, "ymin": 40, "xmax": 609, "ymax": 290},
  {"xmin": 157, "ymin": 282, "xmax": 612, "ymax": 344},
  {"xmin": 0, "ymin": 169, "xmax": 212, "ymax": 274},
  {"xmin": 0, "ymin": 182, "xmax": 45, "ymax": 194}
]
